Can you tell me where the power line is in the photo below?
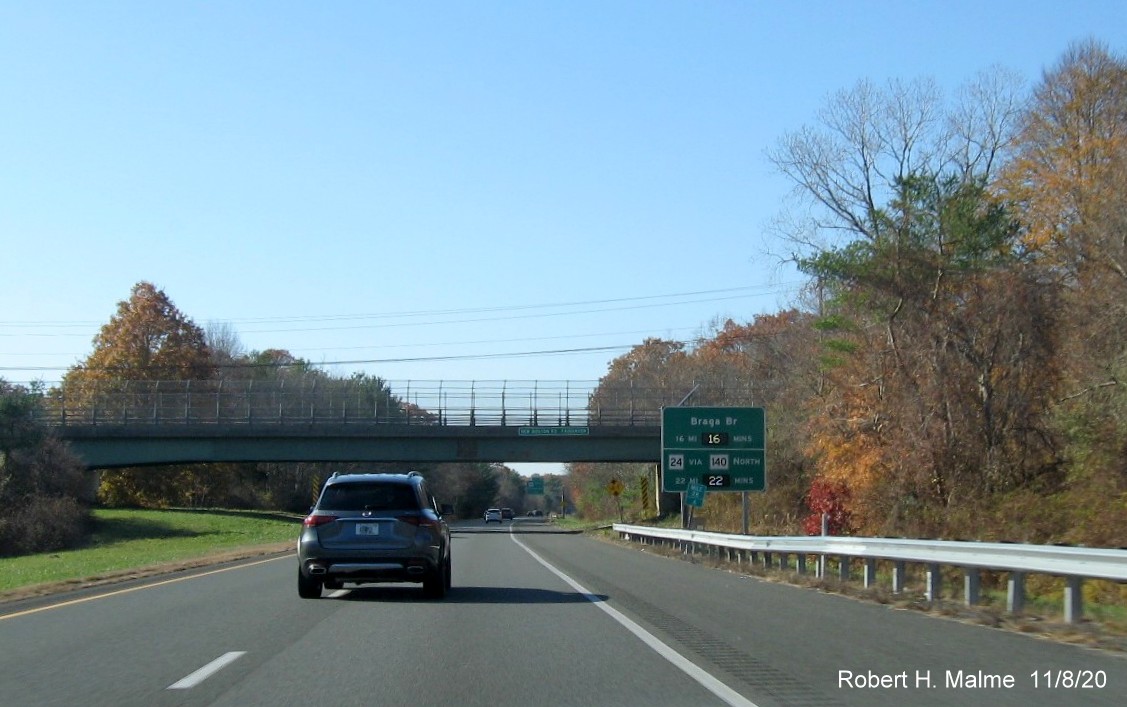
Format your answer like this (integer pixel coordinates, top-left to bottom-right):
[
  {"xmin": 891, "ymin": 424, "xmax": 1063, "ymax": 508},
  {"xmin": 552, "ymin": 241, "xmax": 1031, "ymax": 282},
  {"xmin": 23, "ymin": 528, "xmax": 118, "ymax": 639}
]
[
  {"xmin": 0, "ymin": 282, "xmax": 802, "ymax": 330},
  {"xmin": 235, "ymin": 292, "xmax": 798, "ymax": 335},
  {"xmin": 0, "ymin": 325, "xmax": 706, "ymax": 359},
  {"xmin": 0, "ymin": 343, "xmax": 644, "ymax": 372},
  {"xmin": 203, "ymin": 283, "xmax": 798, "ymax": 324}
]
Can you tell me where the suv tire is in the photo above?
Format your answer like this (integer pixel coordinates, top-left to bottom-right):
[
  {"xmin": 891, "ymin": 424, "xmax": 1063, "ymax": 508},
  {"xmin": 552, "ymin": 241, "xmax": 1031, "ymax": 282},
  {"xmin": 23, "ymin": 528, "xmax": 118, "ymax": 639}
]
[
  {"xmin": 424, "ymin": 558, "xmax": 448, "ymax": 599},
  {"xmin": 298, "ymin": 570, "xmax": 323, "ymax": 599}
]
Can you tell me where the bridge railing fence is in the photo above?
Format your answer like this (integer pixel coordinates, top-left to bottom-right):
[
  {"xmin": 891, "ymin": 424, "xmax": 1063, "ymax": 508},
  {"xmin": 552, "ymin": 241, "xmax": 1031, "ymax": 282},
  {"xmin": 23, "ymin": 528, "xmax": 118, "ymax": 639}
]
[
  {"xmin": 34, "ymin": 379, "xmax": 682, "ymax": 427},
  {"xmin": 31, "ymin": 377, "xmax": 773, "ymax": 427}
]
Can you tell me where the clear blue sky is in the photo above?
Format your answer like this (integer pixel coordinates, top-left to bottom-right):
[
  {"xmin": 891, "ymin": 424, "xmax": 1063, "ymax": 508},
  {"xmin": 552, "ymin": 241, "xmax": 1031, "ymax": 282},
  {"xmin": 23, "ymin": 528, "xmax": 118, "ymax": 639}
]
[{"xmin": 2, "ymin": 2, "xmax": 1122, "ymax": 410}]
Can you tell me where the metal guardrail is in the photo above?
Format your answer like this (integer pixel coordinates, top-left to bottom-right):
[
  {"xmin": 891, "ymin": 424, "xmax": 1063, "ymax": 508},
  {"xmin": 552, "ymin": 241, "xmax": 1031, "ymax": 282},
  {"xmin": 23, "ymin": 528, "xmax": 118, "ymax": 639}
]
[{"xmin": 613, "ymin": 524, "xmax": 1127, "ymax": 624}]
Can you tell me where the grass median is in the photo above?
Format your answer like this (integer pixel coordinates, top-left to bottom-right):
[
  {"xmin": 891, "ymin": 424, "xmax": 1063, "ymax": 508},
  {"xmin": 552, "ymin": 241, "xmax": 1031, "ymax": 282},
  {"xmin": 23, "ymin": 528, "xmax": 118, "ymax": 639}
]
[{"xmin": 0, "ymin": 508, "xmax": 301, "ymax": 600}]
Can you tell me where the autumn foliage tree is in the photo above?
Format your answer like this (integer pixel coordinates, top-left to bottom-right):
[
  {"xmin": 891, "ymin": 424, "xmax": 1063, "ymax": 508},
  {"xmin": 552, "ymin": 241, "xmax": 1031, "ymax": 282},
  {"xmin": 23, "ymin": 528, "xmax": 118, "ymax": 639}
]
[
  {"xmin": 588, "ymin": 338, "xmax": 693, "ymax": 424},
  {"xmin": 63, "ymin": 282, "xmax": 217, "ymax": 507},
  {"xmin": 802, "ymin": 477, "xmax": 851, "ymax": 536},
  {"xmin": 579, "ymin": 315, "xmax": 820, "ymax": 531},
  {"xmin": 996, "ymin": 40, "xmax": 1127, "ymax": 544},
  {"xmin": 65, "ymin": 282, "xmax": 214, "ymax": 385}
]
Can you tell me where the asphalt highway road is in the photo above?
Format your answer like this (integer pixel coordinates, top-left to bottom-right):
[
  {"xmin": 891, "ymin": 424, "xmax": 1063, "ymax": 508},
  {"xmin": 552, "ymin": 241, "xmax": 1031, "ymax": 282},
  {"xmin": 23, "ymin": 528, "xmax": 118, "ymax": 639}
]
[{"xmin": 1, "ymin": 519, "xmax": 1123, "ymax": 706}]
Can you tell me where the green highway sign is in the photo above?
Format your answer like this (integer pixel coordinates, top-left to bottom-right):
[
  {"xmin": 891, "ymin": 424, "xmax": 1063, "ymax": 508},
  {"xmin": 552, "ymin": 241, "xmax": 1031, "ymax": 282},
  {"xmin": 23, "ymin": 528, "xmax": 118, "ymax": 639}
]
[
  {"xmin": 518, "ymin": 426, "xmax": 590, "ymax": 436},
  {"xmin": 661, "ymin": 406, "xmax": 766, "ymax": 493},
  {"xmin": 527, "ymin": 476, "xmax": 544, "ymax": 494}
]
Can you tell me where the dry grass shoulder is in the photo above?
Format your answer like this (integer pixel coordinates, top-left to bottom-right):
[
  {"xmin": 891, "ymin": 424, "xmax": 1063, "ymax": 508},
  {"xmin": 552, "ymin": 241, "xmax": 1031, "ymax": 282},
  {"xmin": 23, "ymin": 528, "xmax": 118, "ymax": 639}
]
[{"xmin": 0, "ymin": 542, "xmax": 294, "ymax": 604}]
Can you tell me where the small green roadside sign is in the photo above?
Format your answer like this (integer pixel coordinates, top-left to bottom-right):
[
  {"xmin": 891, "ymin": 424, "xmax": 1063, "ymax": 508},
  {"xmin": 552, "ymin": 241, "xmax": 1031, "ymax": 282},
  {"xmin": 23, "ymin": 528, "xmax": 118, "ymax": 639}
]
[
  {"xmin": 661, "ymin": 406, "xmax": 766, "ymax": 493},
  {"xmin": 685, "ymin": 479, "xmax": 707, "ymax": 507}
]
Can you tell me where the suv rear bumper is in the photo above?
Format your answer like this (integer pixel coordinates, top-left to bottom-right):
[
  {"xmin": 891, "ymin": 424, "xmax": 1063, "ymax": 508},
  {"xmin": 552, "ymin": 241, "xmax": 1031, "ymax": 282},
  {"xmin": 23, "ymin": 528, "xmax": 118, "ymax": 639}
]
[{"xmin": 301, "ymin": 556, "xmax": 439, "ymax": 584}]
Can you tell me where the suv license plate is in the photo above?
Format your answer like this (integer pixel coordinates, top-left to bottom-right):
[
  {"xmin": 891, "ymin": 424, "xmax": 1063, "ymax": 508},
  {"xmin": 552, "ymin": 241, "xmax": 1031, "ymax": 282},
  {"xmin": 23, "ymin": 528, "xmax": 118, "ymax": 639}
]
[{"xmin": 355, "ymin": 523, "xmax": 380, "ymax": 536}]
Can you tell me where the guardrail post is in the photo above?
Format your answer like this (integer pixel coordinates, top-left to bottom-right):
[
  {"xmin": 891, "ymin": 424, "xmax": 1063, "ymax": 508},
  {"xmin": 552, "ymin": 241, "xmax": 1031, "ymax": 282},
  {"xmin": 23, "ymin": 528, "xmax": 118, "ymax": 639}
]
[
  {"xmin": 964, "ymin": 569, "xmax": 981, "ymax": 606},
  {"xmin": 778, "ymin": 553, "xmax": 789, "ymax": 571},
  {"xmin": 891, "ymin": 561, "xmax": 906, "ymax": 594},
  {"xmin": 863, "ymin": 558, "xmax": 877, "ymax": 588},
  {"xmin": 796, "ymin": 554, "xmax": 807, "ymax": 575},
  {"xmin": 838, "ymin": 556, "xmax": 850, "ymax": 582},
  {"xmin": 1007, "ymin": 571, "xmax": 1025, "ymax": 613},
  {"xmin": 1063, "ymin": 576, "xmax": 1083, "ymax": 624},
  {"xmin": 926, "ymin": 563, "xmax": 941, "ymax": 601},
  {"xmin": 763, "ymin": 553, "xmax": 773, "ymax": 570}
]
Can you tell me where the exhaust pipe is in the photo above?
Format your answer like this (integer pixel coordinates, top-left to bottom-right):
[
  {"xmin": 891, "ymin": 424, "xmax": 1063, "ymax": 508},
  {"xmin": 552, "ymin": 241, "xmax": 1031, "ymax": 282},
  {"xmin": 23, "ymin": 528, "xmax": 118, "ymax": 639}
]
[
  {"xmin": 406, "ymin": 566, "xmax": 426, "ymax": 576},
  {"xmin": 308, "ymin": 564, "xmax": 327, "ymax": 575}
]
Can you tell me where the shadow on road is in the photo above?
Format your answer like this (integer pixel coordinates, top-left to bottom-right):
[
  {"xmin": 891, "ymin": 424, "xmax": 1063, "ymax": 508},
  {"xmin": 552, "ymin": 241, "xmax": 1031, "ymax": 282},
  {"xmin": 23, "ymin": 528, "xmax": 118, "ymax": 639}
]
[
  {"xmin": 452, "ymin": 527, "xmax": 582, "ymax": 535},
  {"xmin": 333, "ymin": 585, "xmax": 606, "ymax": 604}
]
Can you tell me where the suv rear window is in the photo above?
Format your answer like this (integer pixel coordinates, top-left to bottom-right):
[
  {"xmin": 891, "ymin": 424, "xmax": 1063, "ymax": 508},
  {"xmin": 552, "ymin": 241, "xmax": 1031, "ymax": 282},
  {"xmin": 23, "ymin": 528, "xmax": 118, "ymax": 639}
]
[{"xmin": 318, "ymin": 482, "xmax": 418, "ymax": 512}]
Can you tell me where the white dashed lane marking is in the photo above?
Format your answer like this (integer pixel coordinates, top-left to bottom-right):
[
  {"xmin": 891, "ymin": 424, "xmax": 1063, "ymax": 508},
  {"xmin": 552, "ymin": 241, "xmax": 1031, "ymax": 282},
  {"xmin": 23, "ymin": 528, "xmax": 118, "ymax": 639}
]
[{"xmin": 167, "ymin": 651, "xmax": 247, "ymax": 690}]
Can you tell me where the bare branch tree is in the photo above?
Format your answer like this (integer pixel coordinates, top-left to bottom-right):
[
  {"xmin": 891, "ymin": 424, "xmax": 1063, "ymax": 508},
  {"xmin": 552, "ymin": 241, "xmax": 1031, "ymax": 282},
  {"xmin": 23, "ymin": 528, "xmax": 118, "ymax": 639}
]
[{"xmin": 768, "ymin": 70, "xmax": 1021, "ymax": 256}]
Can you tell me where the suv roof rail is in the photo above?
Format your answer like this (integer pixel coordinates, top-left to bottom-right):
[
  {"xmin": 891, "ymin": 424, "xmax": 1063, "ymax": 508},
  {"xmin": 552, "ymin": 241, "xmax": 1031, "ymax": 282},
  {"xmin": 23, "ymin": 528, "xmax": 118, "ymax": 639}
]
[
  {"xmin": 407, "ymin": 470, "xmax": 423, "ymax": 478},
  {"xmin": 330, "ymin": 471, "xmax": 340, "ymax": 478}
]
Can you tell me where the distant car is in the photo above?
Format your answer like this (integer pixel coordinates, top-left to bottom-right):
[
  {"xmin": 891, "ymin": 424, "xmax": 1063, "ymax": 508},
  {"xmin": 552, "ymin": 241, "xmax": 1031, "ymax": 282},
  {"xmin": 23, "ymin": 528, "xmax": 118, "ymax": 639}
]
[
  {"xmin": 501, "ymin": 507, "xmax": 514, "ymax": 521},
  {"xmin": 484, "ymin": 508, "xmax": 502, "ymax": 524},
  {"xmin": 532, "ymin": 509, "xmax": 543, "ymax": 517},
  {"xmin": 298, "ymin": 471, "xmax": 452, "ymax": 599}
]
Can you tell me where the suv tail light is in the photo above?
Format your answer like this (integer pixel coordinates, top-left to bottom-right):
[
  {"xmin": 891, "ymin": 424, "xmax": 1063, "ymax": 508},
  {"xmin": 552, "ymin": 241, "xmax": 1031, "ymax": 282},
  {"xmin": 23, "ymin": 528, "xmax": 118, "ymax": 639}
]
[
  {"xmin": 398, "ymin": 515, "xmax": 438, "ymax": 529},
  {"xmin": 303, "ymin": 514, "xmax": 338, "ymax": 528}
]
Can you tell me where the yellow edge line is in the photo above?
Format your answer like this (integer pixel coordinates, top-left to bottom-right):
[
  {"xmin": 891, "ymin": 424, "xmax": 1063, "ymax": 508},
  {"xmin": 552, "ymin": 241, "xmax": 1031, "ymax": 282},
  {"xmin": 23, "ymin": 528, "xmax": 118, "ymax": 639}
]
[{"xmin": 0, "ymin": 553, "xmax": 294, "ymax": 621}]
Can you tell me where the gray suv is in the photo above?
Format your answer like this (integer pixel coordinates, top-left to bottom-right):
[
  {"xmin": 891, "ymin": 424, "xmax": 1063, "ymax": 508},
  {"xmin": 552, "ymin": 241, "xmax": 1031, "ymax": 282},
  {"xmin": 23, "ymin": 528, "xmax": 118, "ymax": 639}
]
[{"xmin": 298, "ymin": 471, "xmax": 452, "ymax": 599}]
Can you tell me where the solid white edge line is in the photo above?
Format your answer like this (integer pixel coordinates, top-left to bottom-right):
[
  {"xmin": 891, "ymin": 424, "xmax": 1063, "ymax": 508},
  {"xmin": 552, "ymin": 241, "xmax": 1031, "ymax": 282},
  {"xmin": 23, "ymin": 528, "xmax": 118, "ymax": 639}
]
[
  {"xmin": 510, "ymin": 532, "xmax": 759, "ymax": 707},
  {"xmin": 167, "ymin": 651, "xmax": 247, "ymax": 690}
]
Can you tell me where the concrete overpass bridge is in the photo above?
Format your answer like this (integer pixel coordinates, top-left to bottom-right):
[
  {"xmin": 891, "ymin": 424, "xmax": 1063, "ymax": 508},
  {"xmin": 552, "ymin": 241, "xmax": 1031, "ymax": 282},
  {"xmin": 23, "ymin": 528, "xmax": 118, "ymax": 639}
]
[{"xmin": 30, "ymin": 379, "xmax": 703, "ymax": 469}]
